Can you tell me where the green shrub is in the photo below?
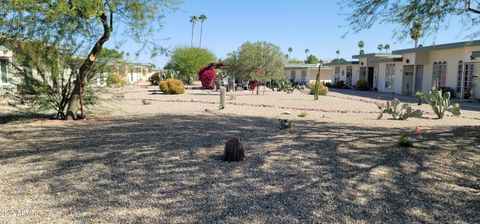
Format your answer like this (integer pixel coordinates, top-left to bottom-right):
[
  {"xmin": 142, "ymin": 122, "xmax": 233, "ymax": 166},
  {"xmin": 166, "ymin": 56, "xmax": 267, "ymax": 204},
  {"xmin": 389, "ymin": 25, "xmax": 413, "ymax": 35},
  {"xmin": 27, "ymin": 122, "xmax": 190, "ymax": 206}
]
[
  {"xmin": 277, "ymin": 79, "xmax": 294, "ymax": 93},
  {"xmin": 159, "ymin": 79, "xmax": 185, "ymax": 94},
  {"xmin": 298, "ymin": 111, "xmax": 308, "ymax": 117},
  {"xmin": 106, "ymin": 74, "xmax": 127, "ymax": 87},
  {"xmin": 355, "ymin": 80, "xmax": 370, "ymax": 91},
  {"xmin": 309, "ymin": 82, "xmax": 328, "ymax": 96},
  {"xmin": 148, "ymin": 73, "xmax": 160, "ymax": 85}
]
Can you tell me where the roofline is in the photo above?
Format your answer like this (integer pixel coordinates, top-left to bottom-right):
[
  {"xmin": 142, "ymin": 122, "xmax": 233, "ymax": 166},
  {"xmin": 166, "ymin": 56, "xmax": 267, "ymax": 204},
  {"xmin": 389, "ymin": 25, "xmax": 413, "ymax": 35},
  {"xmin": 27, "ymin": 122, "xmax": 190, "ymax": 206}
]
[
  {"xmin": 284, "ymin": 65, "xmax": 332, "ymax": 70},
  {"xmin": 324, "ymin": 61, "xmax": 359, "ymax": 66},
  {"xmin": 369, "ymin": 58, "xmax": 403, "ymax": 63},
  {"xmin": 352, "ymin": 53, "xmax": 402, "ymax": 59},
  {"xmin": 392, "ymin": 40, "xmax": 480, "ymax": 54}
]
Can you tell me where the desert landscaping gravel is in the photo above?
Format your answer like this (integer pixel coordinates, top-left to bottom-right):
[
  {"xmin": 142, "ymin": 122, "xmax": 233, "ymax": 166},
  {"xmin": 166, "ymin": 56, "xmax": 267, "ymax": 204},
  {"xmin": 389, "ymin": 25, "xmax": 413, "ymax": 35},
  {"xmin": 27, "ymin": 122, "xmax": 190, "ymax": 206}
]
[{"xmin": 0, "ymin": 84, "xmax": 479, "ymax": 223}]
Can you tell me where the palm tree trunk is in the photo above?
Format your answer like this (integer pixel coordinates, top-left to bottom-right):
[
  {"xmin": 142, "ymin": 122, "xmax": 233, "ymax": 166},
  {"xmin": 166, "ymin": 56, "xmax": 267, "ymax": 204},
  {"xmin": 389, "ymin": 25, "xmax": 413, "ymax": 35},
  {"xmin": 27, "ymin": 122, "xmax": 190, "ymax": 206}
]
[
  {"xmin": 191, "ymin": 23, "xmax": 195, "ymax": 47},
  {"xmin": 65, "ymin": 13, "xmax": 111, "ymax": 120},
  {"xmin": 414, "ymin": 39, "xmax": 418, "ymax": 48},
  {"xmin": 199, "ymin": 22, "xmax": 204, "ymax": 48}
]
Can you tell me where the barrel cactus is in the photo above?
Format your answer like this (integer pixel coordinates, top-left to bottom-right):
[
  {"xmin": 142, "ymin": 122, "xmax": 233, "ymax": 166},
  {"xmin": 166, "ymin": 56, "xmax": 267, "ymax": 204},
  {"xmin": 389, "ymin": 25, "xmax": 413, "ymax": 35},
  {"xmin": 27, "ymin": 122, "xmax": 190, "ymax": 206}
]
[
  {"xmin": 279, "ymin": 119, "xmax": 293, "ymax": 129},
  {"xmin": 423, "ymin": 90, "xmax": 461, "ymax": 119},
  {"xmin": 377, "ymin": 98, "xmax": 423, "ymax": 120},
  {"xmin": 224, "ymin": 137, "xmax": 245, "ymax": 162}
]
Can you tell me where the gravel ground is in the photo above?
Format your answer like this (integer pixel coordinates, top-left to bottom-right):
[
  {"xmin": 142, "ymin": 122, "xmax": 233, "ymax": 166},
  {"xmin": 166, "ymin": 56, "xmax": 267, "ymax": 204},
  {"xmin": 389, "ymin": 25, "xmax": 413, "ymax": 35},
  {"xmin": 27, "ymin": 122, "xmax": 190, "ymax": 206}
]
[
  {"xmin": 101, "ymin": 84, "xmax": 480, "ymax": 128},
  {"xmin": 0, "ymin": 84, "xmax": 479, "ymax": 223}
]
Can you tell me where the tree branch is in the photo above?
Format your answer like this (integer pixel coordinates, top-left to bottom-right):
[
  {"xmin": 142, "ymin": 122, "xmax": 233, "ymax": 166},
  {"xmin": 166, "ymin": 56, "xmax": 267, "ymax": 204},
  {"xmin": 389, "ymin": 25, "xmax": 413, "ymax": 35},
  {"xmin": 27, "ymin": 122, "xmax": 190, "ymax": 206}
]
[{"xmin": 467, "ymin": 0, "xmax": 480, "ymax": 14}]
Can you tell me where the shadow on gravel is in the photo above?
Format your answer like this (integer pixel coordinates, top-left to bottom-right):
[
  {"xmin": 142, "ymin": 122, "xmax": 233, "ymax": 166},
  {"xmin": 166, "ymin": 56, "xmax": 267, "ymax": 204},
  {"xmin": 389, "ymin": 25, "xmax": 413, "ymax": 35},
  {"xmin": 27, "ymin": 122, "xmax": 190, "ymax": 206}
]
[
  {"xmin": 0, "ymin": 112, "xmax": 52, "ymax": 124},
  {"xmin": 0, "ymin": 114, "xmax": 479, "ymax": 223}
]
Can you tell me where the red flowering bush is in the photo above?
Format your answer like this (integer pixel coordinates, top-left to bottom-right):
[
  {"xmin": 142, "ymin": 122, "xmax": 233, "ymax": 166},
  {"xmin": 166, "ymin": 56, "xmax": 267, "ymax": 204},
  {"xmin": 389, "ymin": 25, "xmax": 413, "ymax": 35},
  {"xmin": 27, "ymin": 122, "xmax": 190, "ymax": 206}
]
[
  {"xmin": 248, "ymin": 80, "xmax": 257, "ymax": 90},
  {"xmin": 198, "ymin": 67, "xmax": 216, "ymax": 89}
]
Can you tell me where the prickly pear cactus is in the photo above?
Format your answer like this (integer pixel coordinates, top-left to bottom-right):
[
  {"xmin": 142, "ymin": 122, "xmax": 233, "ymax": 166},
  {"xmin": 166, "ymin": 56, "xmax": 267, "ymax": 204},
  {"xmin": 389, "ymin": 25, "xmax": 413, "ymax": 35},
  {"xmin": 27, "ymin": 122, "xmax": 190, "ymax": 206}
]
[
  {"xmin": 423, "ymin": 90, "xmax": 461, "ymax": 119},
  {"xmin": 377, "ymin": 98, "xmax": 423, "ymax": 120}
]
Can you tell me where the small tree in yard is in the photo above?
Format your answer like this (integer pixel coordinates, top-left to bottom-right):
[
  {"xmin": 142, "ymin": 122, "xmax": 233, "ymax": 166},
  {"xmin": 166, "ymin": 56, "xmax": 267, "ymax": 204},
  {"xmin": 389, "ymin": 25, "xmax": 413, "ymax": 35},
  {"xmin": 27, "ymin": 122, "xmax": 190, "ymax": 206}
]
[
  {"xmin": 169, "ymin": 47, "xmax": 216, "ymax": 84},
  {"xmin": 6, "ymin": 40, "xmax": 102, "ymax": 119},
  {"xmin": 0, "ymin": 0, "xmax": 180, "ymax": 120},
  {"xmin": 225, "ymin": 41, "xmax": 285, "ymax": 95}
]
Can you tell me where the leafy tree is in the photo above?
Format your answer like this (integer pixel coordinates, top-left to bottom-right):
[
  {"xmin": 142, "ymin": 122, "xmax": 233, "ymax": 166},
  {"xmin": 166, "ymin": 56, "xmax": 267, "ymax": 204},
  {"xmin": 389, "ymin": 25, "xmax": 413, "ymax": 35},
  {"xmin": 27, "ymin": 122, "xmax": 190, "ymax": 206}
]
[
  {"xmin": 169, "ymin": 46, "xmax": 216, "ymax": 84},
  {"xmin": 199, "ymin": 14, "xmax": 207, "ymax": 48},
  {"xmin": 288, "ymin": 59, "xmax": 303, "ymax": 64},
  {"xmin": 99, "ymin": 48, "xmax": 124, "ymax": 59},
  {"xmin": 336, "ymin": 50, "xmax": 341, "ymax": 58},
  {"xmin": 225, "ymin": 41, "xmax": 285, "ymax": 93},
  {"xmin": 305, "ymin": 49, "xmax": 310, "ymax": 58},
  {"xmin": 190, "ymin": 16, "xmax": 198, "ymax": 47},
  {"xmin": 305, "ymin": 55, "xmax": 319, "ymax": 64},
  {"xmin": 6, "ymin": 40, "xmax": 101, "ymax": 118},
  {"xmin": 0, "ymin": 0, "xmax": 180, "ymax": 119},
  {"xmin": 330, "ymin": 58, "xmax": 348, "ymax": 64},
  {"xmin": 344, "ymin": 0, "xmax": 480, "ymax": 41}
]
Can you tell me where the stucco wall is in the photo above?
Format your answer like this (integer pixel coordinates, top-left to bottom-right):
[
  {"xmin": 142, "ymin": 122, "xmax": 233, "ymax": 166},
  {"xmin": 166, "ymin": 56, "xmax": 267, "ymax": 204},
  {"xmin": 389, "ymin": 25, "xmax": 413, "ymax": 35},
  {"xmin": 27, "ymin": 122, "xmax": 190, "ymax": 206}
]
[
  {"xmin": 377, "ymin": 62, "xmax": 402, "ymax": 93},
  {"xmin": 284, "ymin": 67, "xmax": 332, "ymax": 84}
]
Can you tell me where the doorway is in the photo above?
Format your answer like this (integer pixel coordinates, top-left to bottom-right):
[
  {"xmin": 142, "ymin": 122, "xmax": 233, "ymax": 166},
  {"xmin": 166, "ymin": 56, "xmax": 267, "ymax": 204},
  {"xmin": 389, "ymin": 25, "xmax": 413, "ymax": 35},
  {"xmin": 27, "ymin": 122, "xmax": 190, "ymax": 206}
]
[
  {"xmin": 367, "ymin": 67, "xmax": 374, "ymax": 89},
  {"xmin": 346, "ymin": 66, "xmax": 353, "ymax": 87},
  {"xmin": 359, "ymin": 67, "xmax": 366, "ymax": 81},
  {"xmin": 414, "ymin": 65, "xmax": 423, "ymax": 93},
  {"xmin": 403, "ymin": 65, "xmax": 414, "ymax": 95}
]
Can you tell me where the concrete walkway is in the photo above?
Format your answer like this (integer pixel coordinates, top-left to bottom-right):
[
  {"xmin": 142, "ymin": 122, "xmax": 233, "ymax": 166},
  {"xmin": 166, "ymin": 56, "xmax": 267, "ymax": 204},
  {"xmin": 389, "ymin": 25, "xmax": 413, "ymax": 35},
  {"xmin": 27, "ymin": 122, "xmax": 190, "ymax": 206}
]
[{"xmin": 330, "ymin": 89, "xmax": 480, "ymax": 111}]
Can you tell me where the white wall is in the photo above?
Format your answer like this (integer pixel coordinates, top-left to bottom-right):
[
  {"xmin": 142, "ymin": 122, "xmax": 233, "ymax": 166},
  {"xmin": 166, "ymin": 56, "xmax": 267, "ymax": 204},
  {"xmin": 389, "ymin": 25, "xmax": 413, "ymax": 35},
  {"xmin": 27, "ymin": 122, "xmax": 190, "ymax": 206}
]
[
  {"xmin": 284, "ymin": 67, "xmax": 332, "ymax": 84},
  {"xmin": 377, "ymin": 62, "xmax": 403, "ymax": 93}
]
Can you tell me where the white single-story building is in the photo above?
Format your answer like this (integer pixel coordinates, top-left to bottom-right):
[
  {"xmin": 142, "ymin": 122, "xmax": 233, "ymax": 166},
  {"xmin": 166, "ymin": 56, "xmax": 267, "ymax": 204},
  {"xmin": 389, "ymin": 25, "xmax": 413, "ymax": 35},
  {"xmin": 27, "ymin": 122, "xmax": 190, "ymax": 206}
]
[
  {"xmin": 323, "ymin": 61, "xmax": 360, "ymax": 88},
  {"xmin": 284, "ymin": 63, "xmax": 333, "ymax": 84},
  {"xmin": 339, "ymin": 40, "xmax": 480, "ymax": 99},
  {"xmin": 0, "ymin": 45, "xmax": 153, "ymax": 90}
]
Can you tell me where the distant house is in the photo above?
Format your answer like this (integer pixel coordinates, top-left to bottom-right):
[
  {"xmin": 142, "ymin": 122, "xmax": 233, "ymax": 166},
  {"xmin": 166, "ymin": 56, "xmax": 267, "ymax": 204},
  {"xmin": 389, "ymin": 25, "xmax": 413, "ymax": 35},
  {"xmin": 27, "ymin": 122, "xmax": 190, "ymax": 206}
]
[
  {"xmin": 284, "ymin": 63, "xmax": 332, "ymax": 85},
  {"xmin": 95, "ymin": 59, "xmax": 154, "ymax": 86},
  {"xmin": 323, "ymin": 61, "xmax": 360, "ymax": 88},
  {"xmin": 333, "ymin": 40, "xmax": 480, "ymax": 99}
]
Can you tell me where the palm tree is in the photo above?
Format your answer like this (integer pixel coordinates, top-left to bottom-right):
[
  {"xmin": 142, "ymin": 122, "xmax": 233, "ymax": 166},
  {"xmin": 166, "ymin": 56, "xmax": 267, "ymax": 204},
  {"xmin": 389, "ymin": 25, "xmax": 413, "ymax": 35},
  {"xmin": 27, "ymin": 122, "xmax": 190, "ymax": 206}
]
[
  {"xmin": 377, "ymin": 44, "xmax": 384, "ymax": 53},
  {"xmin": 336, "ymin": 50, "xmax": 340, "ymax": 58},
  {"xmin": 358, "ymin": 40, "xmax": 365, "ymax": 49},
  {"xmin": 384, "ymin": 44, "xmax": 391, "ymax": 52},
  {"xmin": 305, "ymin": 49, "xmax": 310, "ymax": 58},
  {"xmin": 288, "ymin": 47, "xmax": 293, "ymax": 58},
  {"xmin": 410, "ymin": 20, "xmax": 422, "ymax": 48},
  {"xmin": 198, "ymin": 14, "xmax": 207, "ymax": 48},
  {"xmin": 358, "ymin": 41, "xmax": 365, "ymax": 55},
  {"xmin": 190, "ymin": 16, "xmax": 198, "ymax": 47}
]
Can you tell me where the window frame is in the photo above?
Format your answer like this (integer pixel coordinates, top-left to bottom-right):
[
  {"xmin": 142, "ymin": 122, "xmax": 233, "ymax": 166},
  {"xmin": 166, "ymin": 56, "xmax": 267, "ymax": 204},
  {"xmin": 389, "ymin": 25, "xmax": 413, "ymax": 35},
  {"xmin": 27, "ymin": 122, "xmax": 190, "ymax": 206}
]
[{"xmin": 0, "ymin": 58, "xmax": 9, "ymax": 85}]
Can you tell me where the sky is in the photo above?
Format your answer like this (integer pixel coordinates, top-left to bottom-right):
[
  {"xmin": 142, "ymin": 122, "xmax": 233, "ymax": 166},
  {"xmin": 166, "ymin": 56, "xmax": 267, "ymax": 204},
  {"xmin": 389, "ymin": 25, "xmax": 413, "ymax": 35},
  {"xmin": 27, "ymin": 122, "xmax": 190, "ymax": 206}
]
[{"xmin": 105, "ymin": 0, "xmax": 470, "ymax": 68}]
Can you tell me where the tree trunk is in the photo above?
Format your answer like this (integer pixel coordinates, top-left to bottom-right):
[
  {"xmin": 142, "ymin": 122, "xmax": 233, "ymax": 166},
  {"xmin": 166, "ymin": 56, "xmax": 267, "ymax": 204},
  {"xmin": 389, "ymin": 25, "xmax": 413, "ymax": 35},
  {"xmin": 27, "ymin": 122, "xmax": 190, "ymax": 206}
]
[
  {"xmin": 191, "ymin": 23, "xmax": 195, "ymax": 47},
  {"xmin": 199, "ymin": 22, "xmax": 203, "ymax": 48},
  {"xmin": 66, "ymin": 13, "xmax": 111, "ymax": 120}
]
